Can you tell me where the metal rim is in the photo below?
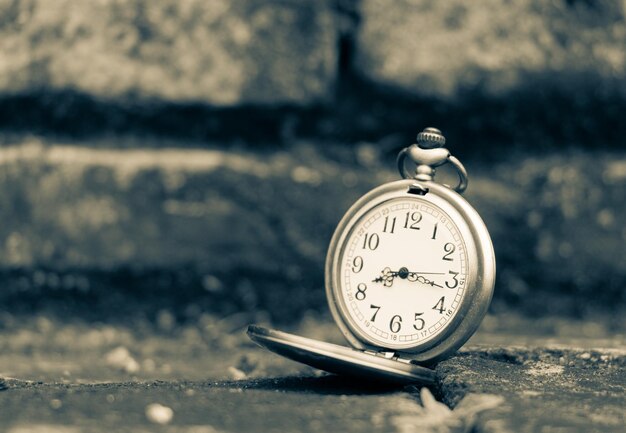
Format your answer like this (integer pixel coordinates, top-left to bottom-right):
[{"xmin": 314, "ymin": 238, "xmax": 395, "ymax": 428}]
[
  {"xmin": 325, "ymin": 179, "xmax": 495, "ymax": 364},
  {"xmin": 247, "ymin": 325, "xmax": 436, "ymax": 384}
]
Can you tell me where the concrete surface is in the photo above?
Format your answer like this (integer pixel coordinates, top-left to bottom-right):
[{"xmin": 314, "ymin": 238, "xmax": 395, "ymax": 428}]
[
  {"xmin": 438, "ymin": 347, "xmax": 626, "ymax": 433},
  {"xmin": 0, "ymin": 314, "xmax": 624, "ymax": 432},
  {"xmin": 0, "ymin": 379, "xmax": 424, "ymax": 433},
  {"xmin": 0, "ymin": 137, "xmax": 624, "ymax": 319}
]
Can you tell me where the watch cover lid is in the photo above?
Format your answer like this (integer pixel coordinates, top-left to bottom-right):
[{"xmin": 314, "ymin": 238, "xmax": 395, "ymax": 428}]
[{"xmin": 247, "ymin": 325, "xmax": 436, "ymax": 385}]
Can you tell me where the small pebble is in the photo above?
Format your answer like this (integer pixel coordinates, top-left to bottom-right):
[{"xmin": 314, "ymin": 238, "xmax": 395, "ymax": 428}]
[
  {"xmin": 145, "ymin": 403, "xmax": 174, "ymax": 425},
  {"xmin": 105, "ymin": 346, "xmax": 140, "ymax": 374},
  {"xmin": 227, "ymin": 366, "xmax": 247, "ymax": 380}
]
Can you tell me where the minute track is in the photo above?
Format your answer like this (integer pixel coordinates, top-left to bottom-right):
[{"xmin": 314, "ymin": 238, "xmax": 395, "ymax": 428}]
[{"xmin": 338, "ymin": 195, "xmax": 468, "ymax": 349}]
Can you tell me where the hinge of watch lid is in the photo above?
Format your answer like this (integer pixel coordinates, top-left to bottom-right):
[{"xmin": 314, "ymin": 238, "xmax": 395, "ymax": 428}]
[
  {"xmin": 363, "ymin": 350, "xmax": 414, "ymax": 364},
  {"xmin": 380, "ymin": 351, "xmax": 396, "ymax": 359},
  {"xmin": 364, "ymin": 350, "xmax": 403, "ymax": 360},
  {"xmin": 408, "ymin": 183, "xmax": 429, "ymax": 196}
]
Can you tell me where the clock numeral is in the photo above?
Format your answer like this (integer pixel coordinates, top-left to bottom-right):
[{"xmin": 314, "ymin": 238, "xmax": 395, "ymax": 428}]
[
  {"xmin": 431, "ymin": 223, "xmax": 438, "ymax": 240},
  {"xmin": 370, "ymin": 304, "xmax": 381, "ymax": 321},
  {"xmin": 413, "ymin": 312, "xmax": 425, "ymax": 331},
  {"xmin": 352, "ymin": 256, "xmax": 364, "ymax": 273},
  {"xmin": 446, "ymin": 271, "xmax": 459, "ymax": 289},
  {"xmin": 432, "ymin": 296, "xmax": 446, "ymax": 314},
  {"xmin": 383, "ymin": 216, "xmax": 396, "ymax": 233},
  {"xmin": 442, "ymin": 243, "xmax": 455, "ymax": 261},
  {"xmin": 362, "ymin": 233, "xmax": 380, "ymax": 250},
  {"xmin": 389, "ymin": 315, "xmax": 402, "ymax": 333},
  {"xmin": 355, "ymin": 283, "xmax": 367, "ymax": 301},
  {"xmin": 404, "ymin": 211, "xmax": 422, "ymax": 230}
]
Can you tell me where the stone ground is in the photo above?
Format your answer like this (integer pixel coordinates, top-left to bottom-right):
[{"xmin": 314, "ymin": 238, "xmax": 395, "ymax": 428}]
[{"xmin": 0, "ymin": 313, "xmax": 624, "ymax": 433}]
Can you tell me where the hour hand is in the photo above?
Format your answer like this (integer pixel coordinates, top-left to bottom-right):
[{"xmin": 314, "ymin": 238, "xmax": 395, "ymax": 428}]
[{"xmin": 372, "ymin": 267, "xmax": 396, "ymax": 287}]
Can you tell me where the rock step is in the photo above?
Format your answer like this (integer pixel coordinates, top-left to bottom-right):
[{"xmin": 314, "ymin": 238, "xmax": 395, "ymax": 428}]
[
  {"xmin": 0, "ymin": 0, "xmax": 337, "ymax": 106},
  {"xmin": 0, "ymin": 137, "xmax": 624, "ymax": 320},
  {"xmin": 437, "ymin": 346, "xmax": 626, "ymax": 433},
  {"xmin": 1, "ymin": 2, "xmax": 626, "ymax": 149},
  {"xmin": 357, "ymin": 0, "xmax": 626, "ymax": 100},
  {"xmin": 3, "ymin": 1, "xmax": 626, "ymax": 106}
]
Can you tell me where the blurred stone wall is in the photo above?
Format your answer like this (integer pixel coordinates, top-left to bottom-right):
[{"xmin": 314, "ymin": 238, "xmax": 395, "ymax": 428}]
[
  {"xmin": 2, "ymin": 0, "xmax": 626, "ymax": 106},
  {"xmin": 357, "ymin": 0, "xmax": 626, "ymax": 99},
  {"xmin": 0, "ymin": 0, "xmax": 337, "ymax": 105},
  {"xmin": 1, "ymin": 0, "xmax": 626, "ymax": 145},
  {"xmin": 0, "ymin": 0, "xmax": 625, "ymax": 322}
]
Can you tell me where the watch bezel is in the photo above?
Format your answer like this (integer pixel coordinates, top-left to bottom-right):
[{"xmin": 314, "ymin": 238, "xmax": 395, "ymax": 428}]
[{"xmin": 325, "ymin": 179, "xmax": 495, "ymax": 364}]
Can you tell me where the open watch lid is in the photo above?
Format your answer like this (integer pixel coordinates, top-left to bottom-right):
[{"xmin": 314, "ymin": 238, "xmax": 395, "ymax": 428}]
[{"xmin": 247, "ymin": 325, "xmax": 436, "ymax": 385}]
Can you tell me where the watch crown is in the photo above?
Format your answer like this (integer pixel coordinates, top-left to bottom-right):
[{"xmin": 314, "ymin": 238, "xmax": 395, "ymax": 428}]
[{"xmin": 416, "ymin": 127, "xmax": 446, "ymax": 149}]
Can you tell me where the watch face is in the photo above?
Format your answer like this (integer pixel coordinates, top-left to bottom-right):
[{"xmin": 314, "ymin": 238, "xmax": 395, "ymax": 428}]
[{"xmin": 337, "ymin": 197, "xmax": 468, "ymax": 350}]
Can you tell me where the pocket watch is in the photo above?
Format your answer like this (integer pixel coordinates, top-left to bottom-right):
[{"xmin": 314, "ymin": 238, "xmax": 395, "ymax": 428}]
[{"xmin": 248, "ymin": 127, "xmax": 495, "ymax": 384}]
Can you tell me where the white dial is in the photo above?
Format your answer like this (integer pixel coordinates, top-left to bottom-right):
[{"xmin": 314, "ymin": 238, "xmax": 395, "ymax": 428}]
[{"xmin": 338, "ymin": 197, "xmax": 468, "ymax": 350}]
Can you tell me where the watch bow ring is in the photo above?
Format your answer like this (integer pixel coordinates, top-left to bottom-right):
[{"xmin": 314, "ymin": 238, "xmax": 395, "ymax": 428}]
[{"xmin": 396, "ymin": 127, "xmax": 468, "ymax": 193}]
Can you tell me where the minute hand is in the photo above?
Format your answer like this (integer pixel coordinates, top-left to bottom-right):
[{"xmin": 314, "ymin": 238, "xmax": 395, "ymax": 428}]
[{"xmin": 406, "ymin": 272, "xmax": 444, "ymax": 288}]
